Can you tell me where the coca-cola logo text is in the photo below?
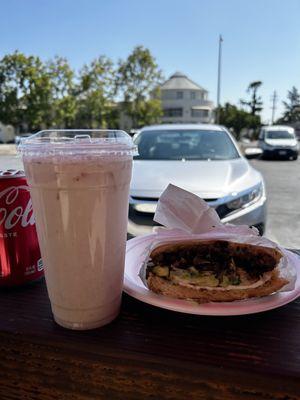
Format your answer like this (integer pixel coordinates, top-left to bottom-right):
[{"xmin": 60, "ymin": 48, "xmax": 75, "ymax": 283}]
[{"xmin": 0, "ymin": 186, "xmax": 35, "ymax": 229}]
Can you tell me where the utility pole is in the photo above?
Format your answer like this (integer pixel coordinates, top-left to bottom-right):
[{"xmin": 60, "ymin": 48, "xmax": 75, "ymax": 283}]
[
  {"xmin": 216, "ymin": 34, "xmax": 223, "ymax": 124},
  {"xmin": 271, "ymin": 90, "xmax": 278, "ymax": 124}
]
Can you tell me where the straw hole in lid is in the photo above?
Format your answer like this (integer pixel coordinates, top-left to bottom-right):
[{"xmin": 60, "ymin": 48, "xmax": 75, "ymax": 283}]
[{"xmin": 74, "ymin": 134, "xmax": 92, "ymax": 142}]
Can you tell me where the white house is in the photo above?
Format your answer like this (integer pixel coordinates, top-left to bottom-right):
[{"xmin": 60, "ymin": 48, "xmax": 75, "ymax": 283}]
[{"xmin": 160, "ymin": 71, "xmax": 214, "ymax": 124}]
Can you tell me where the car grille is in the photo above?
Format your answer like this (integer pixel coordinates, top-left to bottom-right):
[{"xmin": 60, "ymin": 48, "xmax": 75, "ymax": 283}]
[
  {"xmin": 131, "ymin": 196, "xmax": 234, "ymax": 219},
  {"xmin": 131, "ymin": 196, "xmax": 159, "ymax": 201},
  {"xmin": 131, "ymin": 196, "xmax": 218, "ymax": 202}
]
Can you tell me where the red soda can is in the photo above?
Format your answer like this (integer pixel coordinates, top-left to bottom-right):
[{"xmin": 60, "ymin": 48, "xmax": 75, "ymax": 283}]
[{"xmin": 0, "ymin": 169, "xmax": 43, "ymax": 286}]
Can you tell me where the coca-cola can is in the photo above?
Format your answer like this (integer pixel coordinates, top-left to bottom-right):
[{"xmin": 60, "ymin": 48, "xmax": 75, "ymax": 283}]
[{"xmin": 0, "ymin": 169, "xmax": 43, "ymax": 286}]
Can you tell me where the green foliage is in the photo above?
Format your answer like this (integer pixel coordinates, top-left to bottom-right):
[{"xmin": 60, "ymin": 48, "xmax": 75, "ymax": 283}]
[
  {"xmin": 0, "ymin": 52, "xmax": 78, "ymax": 131},
  {"xmin": 0, "ymin": 51, "xmax": 52, "ymax": 131},
  {"xmin": 240, "ymin": 81, "xmax": 263, "ymax": 116},
  {"xmin": 218, "ymin": 103, "xmax": 261, "ymax": 140},
  {"xmin": 277, "ymin": 86, "xmax": 300, "ymax": 123},
  {"xmin": 46, "ymin": 56, "xmax": 77, "ymax": 128},
  {"xmin": 138, "ymin": 97, "xmax": 163, "ymax": 126},
  {"xmin": 116, "ymin": 46, "xmax": 163, "ymax": 128},
  {"xmin": 75, "ymin": 56, "xmax": 115, "ymax": 128},
  {"xmin": 0, "ymin": 48, "xmax": 163, "ymax": 132}
]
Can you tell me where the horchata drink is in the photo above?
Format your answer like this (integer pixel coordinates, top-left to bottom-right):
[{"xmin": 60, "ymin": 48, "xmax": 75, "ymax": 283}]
[{"xmin": 19, "ymin": 130, "xmax": 135, "ymax": 330}]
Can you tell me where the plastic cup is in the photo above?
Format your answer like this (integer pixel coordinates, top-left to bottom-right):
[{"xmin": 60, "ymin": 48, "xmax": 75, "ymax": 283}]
[{"xmin": 19, "ymin": 130, "xmax": 135, "ymax": 330}]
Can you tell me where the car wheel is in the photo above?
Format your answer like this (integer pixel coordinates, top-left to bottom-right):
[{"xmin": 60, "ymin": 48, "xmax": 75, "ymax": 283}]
[{"xmin": 292, "ymin": 155, "xmax": 298, "ymax": 160}]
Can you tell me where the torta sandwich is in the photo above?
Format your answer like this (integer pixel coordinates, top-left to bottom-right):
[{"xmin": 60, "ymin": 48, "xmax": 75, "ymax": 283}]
[{"xmin": 145, "ymin": 240, "xmax": 288, "ymax": 302}]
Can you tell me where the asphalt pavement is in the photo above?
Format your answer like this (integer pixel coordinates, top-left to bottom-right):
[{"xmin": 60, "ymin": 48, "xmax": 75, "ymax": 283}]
[
  {"xmin": 250, "ymin": 158, "xmax": 300, "ymax": 249},
  {"xmin": 1, "ymin": 154, "xmax": 299, "ymax": 249}
]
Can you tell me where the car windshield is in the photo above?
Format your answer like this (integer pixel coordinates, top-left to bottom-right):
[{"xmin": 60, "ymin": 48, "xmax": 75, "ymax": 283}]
[
  {"xmin": 266, "ymin": 130, "xmax": 295, "ymax": 139},
  {"xmin": 133, "ymin": 129, "xmax": 240, "ymax": 160}
]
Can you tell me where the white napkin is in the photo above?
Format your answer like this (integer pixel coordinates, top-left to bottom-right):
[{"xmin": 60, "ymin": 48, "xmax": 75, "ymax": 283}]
[{"xmin": 154, "ymin": 183, "xmax": 257, "ymax": 236}]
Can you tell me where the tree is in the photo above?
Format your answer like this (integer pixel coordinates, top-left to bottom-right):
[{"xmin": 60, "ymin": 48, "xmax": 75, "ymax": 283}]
[
  {"xmin": 46, "ymin": 56, "xmax": 77, "ymax": 128},
  {"xmin": 0, "ymin": 51, "xmax": 53, "ymax": 132},
  {"xmin": 240, "ymin": 81, "xmax": 263, "ymax": 116},
  {"xmin": 136, "ymin": 96, "xmax": 162, "ymax": 127},
  {"xmin": 0, "ymin": 48, "xmax": 164, "ymax": 132},
  {"xmin": 218, "ymin": 102, "xmax": 260, "ymax": 140},
  {"xmin": 116, "ymin": 46, "xmax": 163, "ymax": 128},
  {"xmin": 75, "ymin": 56, "xmax": 116, "ymax": 128},
  {"xmin": 278, "ymin": 86, "xmax": 300, "ymax": 123}
]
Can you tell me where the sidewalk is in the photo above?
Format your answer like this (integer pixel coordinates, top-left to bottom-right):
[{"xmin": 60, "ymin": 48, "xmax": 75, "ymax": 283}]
[{"xmin": 0, "ymin": 145, "xmax": 17, "ymax": 155}]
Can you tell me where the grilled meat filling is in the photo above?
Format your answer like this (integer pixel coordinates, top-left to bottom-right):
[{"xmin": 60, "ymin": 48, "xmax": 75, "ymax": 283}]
[{"xmin": 147, "ymin": 240, "xmax": 280, "ymax": 288}]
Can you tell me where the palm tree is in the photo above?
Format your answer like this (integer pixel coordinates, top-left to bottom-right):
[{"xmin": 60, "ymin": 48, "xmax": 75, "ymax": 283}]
[
  {"xmin": 280, "ymin": 86, "xmax": 300, "ymax": 122},
  {"xmin": 240, "ymin": 81, "xmax": 263, "ymax": 116}
]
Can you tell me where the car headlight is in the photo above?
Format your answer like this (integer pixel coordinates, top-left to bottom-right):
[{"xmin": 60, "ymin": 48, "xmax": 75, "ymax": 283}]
[{"xmin": 227, "ymin": 184, "xmax": 263, "ymax": 210}]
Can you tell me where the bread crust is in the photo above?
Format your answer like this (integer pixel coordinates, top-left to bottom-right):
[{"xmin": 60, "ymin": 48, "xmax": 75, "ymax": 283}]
[{"xmin": 147, "ymin": 240, "xmax": 287, "ymax": 302}]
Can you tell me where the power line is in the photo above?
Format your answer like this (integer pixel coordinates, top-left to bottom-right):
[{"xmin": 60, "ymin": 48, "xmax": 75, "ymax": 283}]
[{"xmin": 271, "ymin": 90, "xmax": 278, "ymax": 124}]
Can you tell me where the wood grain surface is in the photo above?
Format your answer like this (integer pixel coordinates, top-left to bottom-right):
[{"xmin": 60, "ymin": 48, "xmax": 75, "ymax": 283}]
[{"xmin": 0, "ymin": 250, "xmax": 299, "ymax": 399}]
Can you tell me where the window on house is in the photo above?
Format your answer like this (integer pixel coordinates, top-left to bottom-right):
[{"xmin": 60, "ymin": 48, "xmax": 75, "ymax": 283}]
[
  {"xmin": 190, "ymin": 91, "xmax": 196, "ymax": 100},
  {"xmin": 163, "ymin": 108, "xmax": 183, "ymax": 117},
  {"xmin": 191, "ymin": 109, "xmax": 209, "ymax": 118},
  {"xmin": 161, "ymin": 91, "xmax": 172, "ymax": 100},
  {"xmin": 176, "ymin": 91, "xmax": 183, "ymax": 99}
]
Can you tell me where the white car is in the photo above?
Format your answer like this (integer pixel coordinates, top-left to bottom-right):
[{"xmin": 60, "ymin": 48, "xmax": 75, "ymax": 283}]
[
  {"xmin": 129, "ymin": 124, "xmax": 266, "ymax": 234},
  {"xmin": 258, "ymin": 125, "xmax": 299, "ymax": 160}
]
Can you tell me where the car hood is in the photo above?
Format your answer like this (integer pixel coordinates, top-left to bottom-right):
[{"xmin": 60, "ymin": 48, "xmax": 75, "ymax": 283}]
[
  {"xmin": 265, "ymin": 138, "xmax": 298, "ymax": 147},
  {"xmin": 130, "ymin": 158, "xmax": 262, "ymax": 199}
]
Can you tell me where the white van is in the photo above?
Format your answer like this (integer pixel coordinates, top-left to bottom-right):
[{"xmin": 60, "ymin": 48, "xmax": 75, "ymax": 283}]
[
  {"xmin": 258, "ymin": 125, "xmax": 299, "ymax": 160},
  {"xmin": 0, "ymin": 123, "xmax": 15, "ymax": 144}
]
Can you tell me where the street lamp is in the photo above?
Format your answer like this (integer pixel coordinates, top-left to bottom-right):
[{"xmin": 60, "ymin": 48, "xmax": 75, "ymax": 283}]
[{"xmin": 216, "ymin": 34, "xmax": 223, "ymax": 124}]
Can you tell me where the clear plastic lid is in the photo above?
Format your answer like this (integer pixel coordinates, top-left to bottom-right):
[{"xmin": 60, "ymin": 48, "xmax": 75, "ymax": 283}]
[{"xmin": 18, "ymin": 130, "xmax": 137, "ymax": 156}]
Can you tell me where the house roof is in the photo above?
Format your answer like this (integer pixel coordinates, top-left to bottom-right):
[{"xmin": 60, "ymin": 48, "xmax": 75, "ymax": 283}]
[{"xmin": 161, "ymin": 71, "xmax": 207, "ymax": 92}]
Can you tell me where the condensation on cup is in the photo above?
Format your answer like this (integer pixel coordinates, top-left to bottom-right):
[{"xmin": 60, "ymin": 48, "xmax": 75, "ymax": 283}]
[
  {"xmin": 19, "ymin": 130, "xmax": 136, "ymax": 330},
  {"xmin": 0, "ymin": 169, "xmax": 43, "ymax": 286}
]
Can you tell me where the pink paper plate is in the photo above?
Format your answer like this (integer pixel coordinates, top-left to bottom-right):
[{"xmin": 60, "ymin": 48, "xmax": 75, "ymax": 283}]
[{"xmin": 124, "ymin": 234, "xmax": 300, "ymax": 316}]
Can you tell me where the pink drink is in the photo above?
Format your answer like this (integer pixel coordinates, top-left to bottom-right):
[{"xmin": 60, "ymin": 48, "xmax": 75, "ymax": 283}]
[{"xmin": 20, "ymin": 131, "xmax": 134, "ymax": 330}]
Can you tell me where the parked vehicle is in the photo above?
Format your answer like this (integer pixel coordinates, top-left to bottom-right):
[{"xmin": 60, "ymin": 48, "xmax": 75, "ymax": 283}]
[
  {"xmin": 130, "ymin": 124, "xmax": 266, "ymax": 234},
  {"xmin": 0, "ymin": 123, "xmax": 15, "ymax": 143},
  {"xmin": 258, "ymin": 126, "xmax": 299, "ymax": 160}
]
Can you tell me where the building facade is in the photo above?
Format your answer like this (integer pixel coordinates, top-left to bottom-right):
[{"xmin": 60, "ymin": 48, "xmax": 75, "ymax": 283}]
[{"xmin": 160, "ymin": 71, "xmax": 214, "ymax": 124}]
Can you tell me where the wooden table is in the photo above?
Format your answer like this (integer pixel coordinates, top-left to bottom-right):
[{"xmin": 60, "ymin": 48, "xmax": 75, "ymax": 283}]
[{"xmin": 0, "ymin": 250, "xmax": 300, "ymax": 400}]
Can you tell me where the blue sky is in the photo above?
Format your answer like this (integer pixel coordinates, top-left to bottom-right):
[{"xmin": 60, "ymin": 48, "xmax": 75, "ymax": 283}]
[{"xmin": 1, "ymin": 0, "xmax": 300, "ymax": 122}]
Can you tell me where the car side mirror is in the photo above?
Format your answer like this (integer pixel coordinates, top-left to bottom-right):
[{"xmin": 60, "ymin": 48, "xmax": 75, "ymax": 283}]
[{"xmin": 244, "ymin": 147, "xmax": 263, "ymax": 159}]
